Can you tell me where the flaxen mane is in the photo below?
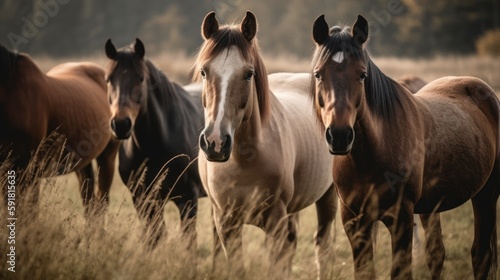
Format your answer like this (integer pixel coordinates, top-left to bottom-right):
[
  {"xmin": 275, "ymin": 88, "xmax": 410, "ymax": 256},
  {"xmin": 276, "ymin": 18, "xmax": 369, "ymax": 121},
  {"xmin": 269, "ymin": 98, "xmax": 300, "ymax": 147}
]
[{"xmin": 192, "ymin": 25, "xmax": 270, "ymax": 123}]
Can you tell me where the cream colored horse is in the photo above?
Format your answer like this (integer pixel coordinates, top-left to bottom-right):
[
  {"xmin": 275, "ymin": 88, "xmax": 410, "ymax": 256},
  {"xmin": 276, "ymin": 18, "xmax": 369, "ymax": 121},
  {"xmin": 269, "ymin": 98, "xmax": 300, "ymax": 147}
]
[{"xmin": 193, "ymin": 11, "xmax": 336, "ymax": 279}]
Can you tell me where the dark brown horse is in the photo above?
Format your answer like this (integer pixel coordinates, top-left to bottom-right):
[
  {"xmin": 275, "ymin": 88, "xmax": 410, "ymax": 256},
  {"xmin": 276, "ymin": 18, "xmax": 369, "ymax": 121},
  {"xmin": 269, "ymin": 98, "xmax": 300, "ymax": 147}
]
[
  {"xmin": 105, "ymin": 39, "xmax": 204, "ymax": 246},
  {"xmin": 311, "ymin": 15, "xmax": 499, "ymax": 279},
  {"xmin": 0, "ymin": 44, "xmax": 118, "ymax": 216}
]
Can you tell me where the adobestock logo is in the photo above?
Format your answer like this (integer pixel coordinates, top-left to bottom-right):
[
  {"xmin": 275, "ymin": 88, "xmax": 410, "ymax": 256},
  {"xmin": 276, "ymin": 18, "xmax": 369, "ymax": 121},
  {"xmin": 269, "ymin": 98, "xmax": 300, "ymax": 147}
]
[
  {"xmin": 367, "ymin": 0, "xmax": 404, "ymax": 37},
  {"xmin": 7, "ymin": 0, "xmax": 71, "ymax": 49}
]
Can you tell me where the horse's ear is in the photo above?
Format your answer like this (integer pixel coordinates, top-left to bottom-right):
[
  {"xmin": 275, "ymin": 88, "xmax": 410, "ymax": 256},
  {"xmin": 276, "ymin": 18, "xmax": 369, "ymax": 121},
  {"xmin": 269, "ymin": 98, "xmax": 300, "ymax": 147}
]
[
  {"xmin": 105, "ymin": 39, "xmax": 117, "ymax": 60},
  {"xmin": 202, "ymin": 11, "xmax": 219, "ymax": 40},
  {"xmin": 240, "ymin": 10, "xmax": 257, "ymax": 42},
  {"xmin": 352, "ymin": 15, "xmax": 369, "ymax": 45},
  {"xmin": 134, "ymin": 38, "xmax": 145, "ymax": 59},
  {"xmin": 313, "ymin": 15, "xmax": 329, "ymax": 45}
]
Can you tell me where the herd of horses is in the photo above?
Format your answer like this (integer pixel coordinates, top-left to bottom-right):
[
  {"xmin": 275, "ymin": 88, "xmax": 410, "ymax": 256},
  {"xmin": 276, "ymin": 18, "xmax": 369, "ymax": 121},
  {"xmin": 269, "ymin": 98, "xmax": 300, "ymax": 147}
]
[{"xmin": 1, "ymin": 10, "xmax": 499, "ymax": 280}]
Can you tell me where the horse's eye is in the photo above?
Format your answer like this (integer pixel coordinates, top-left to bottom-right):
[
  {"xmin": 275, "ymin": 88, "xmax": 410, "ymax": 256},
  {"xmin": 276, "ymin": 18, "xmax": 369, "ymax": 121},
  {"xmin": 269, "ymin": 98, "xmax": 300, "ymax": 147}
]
[
  {"xmin": 200, "ymin": 69, "xmax": 206, "ymax": 78},
  {"xmin": 314, "ymin": 72, "xmax": 321, "ymax": 80},
  {"xmin": 360, "ymin": 72, "xmax": 368, "ymax": 81},
  {"xmin": 139, "ymin": 76, "xmax": 144, "ymax": 83},
  {"xmin": 245, "ymin": 71, "xmax": 254, "ymax": 81}
]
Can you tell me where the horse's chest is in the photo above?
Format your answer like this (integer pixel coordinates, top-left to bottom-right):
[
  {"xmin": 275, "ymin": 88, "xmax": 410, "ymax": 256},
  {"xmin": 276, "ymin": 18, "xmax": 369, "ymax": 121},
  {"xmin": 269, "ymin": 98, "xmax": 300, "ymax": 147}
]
[
  {"xmin": 333, "ymin": 161, "xmax": 408, "ymax": 216},
  {"xmin": 204, "ymin": 162, "xmax": 287, "ymax": 209},
  {"xmin": 117, "ymin": 142, "xmax": 145, "ymax": 180}
]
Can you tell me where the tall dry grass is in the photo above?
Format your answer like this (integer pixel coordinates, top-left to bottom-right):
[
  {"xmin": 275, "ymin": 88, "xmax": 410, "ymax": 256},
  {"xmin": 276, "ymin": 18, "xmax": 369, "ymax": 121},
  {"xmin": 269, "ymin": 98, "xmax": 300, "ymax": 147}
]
[
  {"xmin": 0, "ymin": 163, "xmax": 496, "ymax": 280},
  {"xmin": 1, "ymin": 54, "xmax": 499, "ymax": 279}
]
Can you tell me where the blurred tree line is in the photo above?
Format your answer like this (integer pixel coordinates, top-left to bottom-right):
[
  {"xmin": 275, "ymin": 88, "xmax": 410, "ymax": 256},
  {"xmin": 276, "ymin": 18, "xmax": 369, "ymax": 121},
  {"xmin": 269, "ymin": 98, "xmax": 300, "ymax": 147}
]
[{"xmin": 0, "ymin": 0, "xmax": 498, "ymax": 58}]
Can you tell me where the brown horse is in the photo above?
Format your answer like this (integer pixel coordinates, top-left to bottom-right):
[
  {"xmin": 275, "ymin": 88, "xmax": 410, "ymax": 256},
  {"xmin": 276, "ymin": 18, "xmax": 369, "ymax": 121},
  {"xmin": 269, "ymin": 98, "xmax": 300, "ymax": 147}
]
[
  {"xmin": 193, "ymin": 11, "xmax": 336, "ymax": 278},
  {"xmin": 311, "ymin": 15, "xmax": 499, "ymax": 279},
  {"xmin": 0, "ymin": 44, "xmax": 118, "ymax": 217}
]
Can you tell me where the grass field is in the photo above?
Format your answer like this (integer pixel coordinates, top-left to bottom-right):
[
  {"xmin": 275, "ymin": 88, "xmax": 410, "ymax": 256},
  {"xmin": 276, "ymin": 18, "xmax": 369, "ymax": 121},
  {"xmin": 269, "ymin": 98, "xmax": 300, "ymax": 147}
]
[{"xmin": 1, "ymin": 54, "xmax": 500, "ymax": 279}]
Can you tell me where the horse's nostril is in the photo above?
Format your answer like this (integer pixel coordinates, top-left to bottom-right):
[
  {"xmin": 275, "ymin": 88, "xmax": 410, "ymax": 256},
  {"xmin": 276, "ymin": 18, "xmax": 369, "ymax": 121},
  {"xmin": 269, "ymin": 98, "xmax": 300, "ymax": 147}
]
[
  {"xmin": 123, "ymin": 118, "xmax": 132, "ymax": 131},
  {"xmin": 325, "ymin": 127, "xmax": 334, "ymax": 143},
  {"xmin": 347, "ymin": 128, "xmax": 355, "ymax": 143},
  {"xmin": 199, "ymin": 134, "xmax": 209, "ymax": 151},
  {"xmin": 111, "ymin": 119, "xmax": 117, "ymax": 131},
  {"xmin": 221, "ymin": 135, "xmax": 232, "ymax": 151}
]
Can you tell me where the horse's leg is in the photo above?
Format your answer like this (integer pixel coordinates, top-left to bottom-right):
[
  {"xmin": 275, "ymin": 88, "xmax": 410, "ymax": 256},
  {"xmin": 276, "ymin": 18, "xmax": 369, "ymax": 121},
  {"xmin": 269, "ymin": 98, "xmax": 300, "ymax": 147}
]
[
  {"xmin": 341, "ymin": 203, "xmax": 376, "ymax": 279},
  {"xmin": 471, "ymin": 166, "xmax": 499, "ymax": 280},
  {"xmin": 419, "ymin": 213, "xmax": 445, "ymax": 280},
  {"xmin": 314, "ymin": 183, "xmax": 337, "ymax": 280},
  {"xmin": 413, "ymin": 214, "xmax": 421, "ymax": 248},
  {"xmin": 75, "ymin": 163, "xmax": 95, "ymax": 218},
  {"xmin": 129, "ymin": 164, "xmax": 168, "ymax": 248},
  {"xmin": 174, "ymin": 194, "xmax": 198, "ymax": 249},
  {"xmin": 95, "ymin": 140, "xmax": 119, "ymax": 216},
  {"xmin": 382, "ymin": 200, "xmax": 414, "ymax": 280},
  {"xmin": 212, "ymin": 207, "xmax": 244, "ymax": 277},
  {"xmin": 263, "ymin": 202, "xmax": 297, "ymax": 279},
  {"xmin": 132, "ymin": 194, "xmax": 166, "ymax": 248},
  {"xmin": 212, "ymin": 207, "xmax": 223, "ymax": 267}
]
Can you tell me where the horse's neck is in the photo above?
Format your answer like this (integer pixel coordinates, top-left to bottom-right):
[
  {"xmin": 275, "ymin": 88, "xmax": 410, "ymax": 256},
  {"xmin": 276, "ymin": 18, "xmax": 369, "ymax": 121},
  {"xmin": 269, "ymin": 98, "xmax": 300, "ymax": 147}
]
[
  {"xmin": 351, "ymin": 112, "xmax": 381, "ymax": 161},
  {"xmin": 350, "ymin": 64, "xmax": 416, "ymax": 166},
  {"xmin": 232, "ymin": 87, "xmax": 265, "ymax": 162},
  {"xmin": 133, "ymin": 69, "xmax": 182, "ymax": 148},
  {"xmin": 136, "ymin": 89, "xmax": 169, "ymax": 140}
]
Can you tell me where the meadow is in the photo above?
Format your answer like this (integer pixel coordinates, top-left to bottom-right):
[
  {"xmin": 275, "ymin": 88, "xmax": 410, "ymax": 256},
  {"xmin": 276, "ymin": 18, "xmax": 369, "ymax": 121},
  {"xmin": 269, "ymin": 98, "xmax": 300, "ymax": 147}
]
[{"xmin": 1, "ymin": 53, "xmax": 500, "ymax": 280}]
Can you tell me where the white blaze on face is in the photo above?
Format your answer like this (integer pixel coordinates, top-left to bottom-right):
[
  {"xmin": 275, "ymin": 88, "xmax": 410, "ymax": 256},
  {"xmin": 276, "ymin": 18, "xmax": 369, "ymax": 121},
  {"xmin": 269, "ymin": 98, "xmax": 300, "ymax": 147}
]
[
  {"xmin": 332, "ymin": 51, "xmax": 345, "ymax": 63},
  {"xmin": 204, "ymin": 46, "xmax": 246, "ymax": 153},
  {"xmin": 109, "ymin": 84, "xmax": 120, "ymax": 116}
]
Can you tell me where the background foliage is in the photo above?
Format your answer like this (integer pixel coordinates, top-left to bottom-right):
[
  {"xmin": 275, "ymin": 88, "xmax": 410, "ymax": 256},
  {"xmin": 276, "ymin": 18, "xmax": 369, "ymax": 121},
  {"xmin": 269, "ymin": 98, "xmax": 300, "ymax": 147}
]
[{"xmin": 0, "ymin": 0, "xmax": 498, "ymax": 57}]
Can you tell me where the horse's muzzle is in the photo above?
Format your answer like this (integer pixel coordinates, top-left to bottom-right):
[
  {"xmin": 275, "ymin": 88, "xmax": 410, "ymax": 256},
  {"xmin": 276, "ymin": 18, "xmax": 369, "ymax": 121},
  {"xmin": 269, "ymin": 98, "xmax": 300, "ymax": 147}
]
[
  {"xmin": 199, "ymin": 133, "xmax": 232, "ymax": 162},
  {"xmin": 325, "ymin": 126, "xmax": 355, "ymax": 155},
  {"xmin": 111, "ymin": 117, "xmax": 132, "ymax": 140}
]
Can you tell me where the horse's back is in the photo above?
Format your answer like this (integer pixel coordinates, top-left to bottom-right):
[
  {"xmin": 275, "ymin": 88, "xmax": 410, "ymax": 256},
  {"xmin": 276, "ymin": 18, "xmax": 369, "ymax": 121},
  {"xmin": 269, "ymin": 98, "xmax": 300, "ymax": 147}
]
[
  {"xmin": 183, "ymin": 82, "xmax": 202, "ymax": 97},
  {"xmin": 269, "ymin": 74, "xmax": 333, "ymax": 212},
  {"xmin": 44, "ymin": 62, "xmax": 112, "ymax": 169},
  {"xmin": 268, "ymin": 72, "xmax": 311, "ymax": 95},
  {"xmin": 47, "ymin": 62, "xmax": 106, "ymax": 90},
  {"xmin": 418, "ymin": 76, "xmax": 499, "ymax": 132}
]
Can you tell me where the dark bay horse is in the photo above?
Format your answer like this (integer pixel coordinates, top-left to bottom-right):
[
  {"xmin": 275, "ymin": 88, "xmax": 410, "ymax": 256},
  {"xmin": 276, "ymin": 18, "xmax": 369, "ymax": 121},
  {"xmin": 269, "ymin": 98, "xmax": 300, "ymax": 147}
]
[
  {"xmin": 104, "ymin": 39, "xmax": 204, "ymax": 246},
  {"xmin": 311, "ymin": 15, "xmax": 499, "ymax": 279},
  {"xmin": 193, "ymin": 11, "xmax": 336, "ymax": 278},
  {"xmin": 0, "ymin": 44, "xmax": 118, "ymax": 216}
]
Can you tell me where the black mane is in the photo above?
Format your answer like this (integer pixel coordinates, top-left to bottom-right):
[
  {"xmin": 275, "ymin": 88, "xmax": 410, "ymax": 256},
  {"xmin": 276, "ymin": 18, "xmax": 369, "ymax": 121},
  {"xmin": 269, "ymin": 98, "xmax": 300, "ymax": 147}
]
[
  {"xmin": 0, "ymin": 45, "xmax": 18, "ymax": 86},
  {"xmin": 111, "ymin": 45, "xmax": 179, "ymax": 105}
]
